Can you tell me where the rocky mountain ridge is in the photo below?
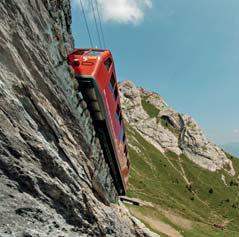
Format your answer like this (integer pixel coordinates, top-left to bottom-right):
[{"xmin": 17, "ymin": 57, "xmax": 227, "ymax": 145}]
[{"xmin": 119, "ymin": 80, "xmax": 235, "ymax": 176}]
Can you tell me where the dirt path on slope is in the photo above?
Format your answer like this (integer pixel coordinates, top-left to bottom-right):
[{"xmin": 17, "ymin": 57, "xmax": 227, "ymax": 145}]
[
  {"xmin": 158, "ymin": 207, "xmax": 192, "ymax": 230},
  {"xmin": 129, "ymin": 208, "xmax": 184, "ymax": 237}
]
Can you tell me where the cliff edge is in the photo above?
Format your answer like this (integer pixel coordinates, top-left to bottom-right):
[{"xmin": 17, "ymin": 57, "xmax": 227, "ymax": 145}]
[{"xmin": 0, "ymin": 1, "xmax": 158, "ymax": 236}]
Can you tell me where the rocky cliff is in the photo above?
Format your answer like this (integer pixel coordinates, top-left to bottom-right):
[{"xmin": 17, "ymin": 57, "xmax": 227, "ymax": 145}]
[
  {"xmin": 120, "ymin": 81, "xmax": 235, "ymax": 176},
  {"xmin": 0, "ymin": 1, "xmax": 158, "ymax": 236}
]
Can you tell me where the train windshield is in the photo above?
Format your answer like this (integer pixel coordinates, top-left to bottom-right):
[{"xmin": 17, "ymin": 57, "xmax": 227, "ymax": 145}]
[
  {"xmin": 71, "ymin": 49, "xmax": 87, "ymax": 55},
  {"xmin": 71, "ymin": 49, "xmax": 103, "ymax": 56},
  {"xmin": 87, "ymin": 51, "xmax": 102, "ymax": 56}
]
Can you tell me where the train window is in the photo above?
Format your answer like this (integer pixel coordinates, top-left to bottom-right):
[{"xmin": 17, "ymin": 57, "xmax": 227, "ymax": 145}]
[
  {"xmin": 109, "ymin": 73, "xmax": 116, "ymax": 92},
  {"xmin": 113, "ymin": 85, "xmax": 118, "ymax": 100},
  {"xmin": 116, "ymin": 104, "xmax": 122, "ymax": 125},
  {"xmin": 87, "ymin": 51, "xmax": 102, "ymax": 56},
  {"xmin": 123, "ymin": 132, "xmax": 126, "ymax": 142},
  {"xmin": 120, "ymin": 127, "xmax": 125, "ymax": 141},
  {"xmin": 104, "ymin": 57, "xmax": 112, "ymax": 71}
]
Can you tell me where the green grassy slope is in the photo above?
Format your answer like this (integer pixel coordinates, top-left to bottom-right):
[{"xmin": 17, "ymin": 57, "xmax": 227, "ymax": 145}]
[
  {"xmin": 141, "ymin": 98, "xmax": 160, "ymax": 118},
  {"xmin": 126, "ymin": 124, "xmax": 239, "ymax": 237}
]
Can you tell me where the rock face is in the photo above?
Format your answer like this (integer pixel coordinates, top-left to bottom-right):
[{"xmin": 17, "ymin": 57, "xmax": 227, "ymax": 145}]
[
  {"xmin": 0, "ymin": 1, "xmax": 158, "ymax": 236},
  {"xmin": 120, "ymin": 80, "xmax": 235, "ymax": 175}
]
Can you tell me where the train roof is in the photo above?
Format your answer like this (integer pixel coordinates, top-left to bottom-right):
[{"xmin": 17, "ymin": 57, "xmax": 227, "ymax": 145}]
[
  {"xmin": 71, "ymin": 48, "xmax": 111, "ymax": 55},
  {"xmin": 69, "ymin": 48, "xmax": 113, "ymax": 64}
]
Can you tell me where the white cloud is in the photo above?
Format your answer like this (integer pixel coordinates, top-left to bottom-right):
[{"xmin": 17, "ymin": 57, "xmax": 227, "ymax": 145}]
[{"xmin": 73, "ymin": 0, "xmax": 152, "ymax": 25}]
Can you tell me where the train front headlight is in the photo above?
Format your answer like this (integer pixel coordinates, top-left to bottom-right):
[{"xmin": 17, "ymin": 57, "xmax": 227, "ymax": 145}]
[{"xmin": 73, "ymin": 58, "xmax": 80, "ymax": 67}]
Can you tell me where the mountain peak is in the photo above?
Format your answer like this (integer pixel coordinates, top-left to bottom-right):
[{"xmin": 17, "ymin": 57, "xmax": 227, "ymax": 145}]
[{"xmin": 119, "ymin": 80, "xmax": 235, "ymax": 176}]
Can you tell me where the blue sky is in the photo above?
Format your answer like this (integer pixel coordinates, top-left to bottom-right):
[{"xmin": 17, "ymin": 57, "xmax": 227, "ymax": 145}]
[{"xmin": 71, "ymin": 0, "xmax": 239, "ymax": 145}]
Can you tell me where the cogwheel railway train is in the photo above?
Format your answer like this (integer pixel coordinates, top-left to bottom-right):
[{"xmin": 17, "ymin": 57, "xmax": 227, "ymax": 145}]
[{"xmin": 67, "ymin": 48, "xmax": 129, "ymax": 195}]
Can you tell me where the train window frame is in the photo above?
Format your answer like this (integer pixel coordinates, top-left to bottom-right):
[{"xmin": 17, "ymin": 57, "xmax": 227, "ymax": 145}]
[
  {"xmin": 113, "ymin": 85, "xmax": 119, "ymax": 100},
  {"xmin": 120, "ymin": 127, "xmax": 125, "ymax": 141},
  {"xmin": 109, "ymin": 73, "xmax": 116, "ymax": 93},
  {"xmin": 116, "ymin": 104, "xmax": 122, "ymax": 125},
  {"xmin": 104, "ymin": 57, "xmax": 112, "ymax": 71}
]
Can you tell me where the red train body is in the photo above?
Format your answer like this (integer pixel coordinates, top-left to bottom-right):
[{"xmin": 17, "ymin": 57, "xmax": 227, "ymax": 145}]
[{"xmin": 68, "ymin": 48, "xmax": 129, "ymax": 195}]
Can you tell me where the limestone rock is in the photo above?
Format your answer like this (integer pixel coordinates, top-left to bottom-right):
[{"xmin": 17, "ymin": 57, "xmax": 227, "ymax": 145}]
[
  {"xmin": 0, "ymin": 1, "xmax": 158, "ymax": 236},
  {"xmin": 120, "ymin": 80, "xmax": 235, "ymax": 175}
]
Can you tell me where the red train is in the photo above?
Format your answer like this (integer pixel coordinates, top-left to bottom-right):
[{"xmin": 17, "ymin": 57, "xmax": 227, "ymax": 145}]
[{"xmin": 67, "ymin": 48, "xmax": 129, "ymax": 195}]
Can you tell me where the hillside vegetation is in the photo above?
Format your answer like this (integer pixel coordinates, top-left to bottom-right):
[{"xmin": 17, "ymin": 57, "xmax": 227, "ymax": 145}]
[{"xmin": 126, "ymin": 123, "xmax": 239, "ymax": 237}]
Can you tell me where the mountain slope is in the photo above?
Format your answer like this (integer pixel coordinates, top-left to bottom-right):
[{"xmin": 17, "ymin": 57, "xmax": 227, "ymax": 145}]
[{"xmin": 120, "ymin": 81, "xmax": 239, "ymax": 236}]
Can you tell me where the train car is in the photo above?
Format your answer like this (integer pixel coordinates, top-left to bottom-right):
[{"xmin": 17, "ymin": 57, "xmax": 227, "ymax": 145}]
[{"xmin": 67, "ymin": 48, "xmax": 129, "ymax": 195}]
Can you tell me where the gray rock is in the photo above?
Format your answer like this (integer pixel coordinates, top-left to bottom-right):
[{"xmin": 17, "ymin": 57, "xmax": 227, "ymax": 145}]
[
  {"xmin": 0, "ymin": 1, "xmax": 158, "ymax": 236},
  {"xmin": 120, "ymin": 80, "xmax": 235, "ymax": 176}
]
